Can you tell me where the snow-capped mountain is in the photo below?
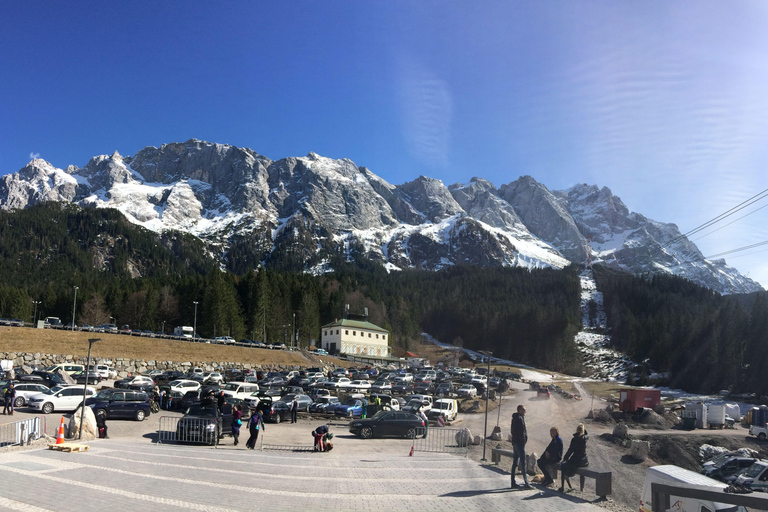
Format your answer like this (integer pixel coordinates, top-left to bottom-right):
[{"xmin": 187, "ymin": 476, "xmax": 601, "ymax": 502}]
[{"xmin": 0, "ymin": 139, "xmax": 761, "ymax": 294}]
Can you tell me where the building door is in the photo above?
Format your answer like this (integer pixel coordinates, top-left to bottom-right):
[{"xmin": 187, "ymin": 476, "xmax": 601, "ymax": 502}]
[{"xmin": 330, "ymin": 342, "xmax": 337, "ymax": 354}]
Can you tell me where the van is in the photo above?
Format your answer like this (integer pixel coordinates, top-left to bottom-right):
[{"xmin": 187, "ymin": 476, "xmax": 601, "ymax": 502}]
[
  {"xmin": 733, "ymin": 460, "xmax": 768, "ymax": 492},
  {"xmin": 641, "ymin": 465, "xmax": 747, "ymax": 512},
  {"xmin": 220, "ymin": 381, "xmax": 260, "ymax": 400},
  {"xmin": 45, "ymin": 363, "xmax": 85, "ymax": 376}
]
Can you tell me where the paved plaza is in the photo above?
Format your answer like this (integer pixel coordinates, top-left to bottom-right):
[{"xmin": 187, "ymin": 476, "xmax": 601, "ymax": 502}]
[{"xmin": 0, "ymin": 439, "xmax": 605, "ymax": 512}]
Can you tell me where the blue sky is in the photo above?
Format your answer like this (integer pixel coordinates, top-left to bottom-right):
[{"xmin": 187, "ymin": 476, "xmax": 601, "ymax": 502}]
[{"xmin": 2, "ymin": 2, "xmax": 768, "ymax": 287}]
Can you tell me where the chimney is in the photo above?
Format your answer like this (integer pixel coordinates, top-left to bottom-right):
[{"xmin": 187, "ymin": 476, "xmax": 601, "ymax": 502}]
[
  {"xmin": 344, "ymin": 304, "xmax": 349, "ymax": 319},
  {"xmin": 364, "ymin": 307, "xmax": 369, "ymax": 318}
]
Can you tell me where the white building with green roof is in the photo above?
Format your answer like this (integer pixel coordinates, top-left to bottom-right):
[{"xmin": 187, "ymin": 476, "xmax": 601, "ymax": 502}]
[{"xmin": 321, "ymin": 318, "xmax": 391, "ymax": 357}]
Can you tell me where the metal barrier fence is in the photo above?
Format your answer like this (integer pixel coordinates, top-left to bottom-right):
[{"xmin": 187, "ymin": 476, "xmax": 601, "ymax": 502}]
[
  {"xmin": 412, "ymin": 427, "xmax": 468, "ymax": 456},
  {"xmin": 0, "ymin": 416, "xmax": 46, "ymax": 447},
  {"xmin": 157, "ymin": 415, "xmax": 220, "ymax": 447}
]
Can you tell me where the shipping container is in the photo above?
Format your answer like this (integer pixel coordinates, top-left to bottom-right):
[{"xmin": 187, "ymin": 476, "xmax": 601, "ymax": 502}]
[
  {"xmin": 707, "ymin": 404, "xmax": 726, "ymax": 428},
  {"xmin": 619, "ymin": 389, "xmax": 661, "ymax": 413}
]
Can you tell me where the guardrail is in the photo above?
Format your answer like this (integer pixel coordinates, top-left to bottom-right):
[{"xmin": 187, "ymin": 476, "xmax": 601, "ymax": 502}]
[
  {"xmin": 412, "ymin": 426, "xmax": 468, "ymax": 457},
  {"xmin": 157, "ymin": 415, "xmax": 220, "ymax": 447},
  {"xmin": 0, "ymin": 416, "xmax": 46, "ymax": 447}
]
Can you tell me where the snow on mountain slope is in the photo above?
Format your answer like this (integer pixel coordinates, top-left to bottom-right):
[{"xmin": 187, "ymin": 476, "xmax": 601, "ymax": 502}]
[{"xmin": 0, "ymin": 139, "xmax": 761, "ymax": 293}]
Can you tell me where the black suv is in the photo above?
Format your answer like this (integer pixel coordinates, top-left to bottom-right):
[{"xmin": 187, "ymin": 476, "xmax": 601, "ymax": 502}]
[
  {"xmin": 176, "ymin": 403, "xmax": 234, "ymax": 445},
  {"xmin": 86, "ymin": 389, "xmax": 152, "ymax": 421}
]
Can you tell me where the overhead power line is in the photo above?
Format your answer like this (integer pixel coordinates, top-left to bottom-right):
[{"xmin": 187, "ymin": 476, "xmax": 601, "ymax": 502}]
[
  {"xmin": 661, "ymin": 187, "xmax": 768, "ymax": 249},
  {"xmin": 706, "ymin": 239, "xmax": 768, "ymax": 259},
  {"xmin": 692, "ymin": 201, "xmax": 768, "ymax": 242}
]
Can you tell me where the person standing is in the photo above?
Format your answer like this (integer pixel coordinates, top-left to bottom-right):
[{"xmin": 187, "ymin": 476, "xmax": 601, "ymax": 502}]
[
  {"xmin": 510, "ymin": 404, "xmax": 531, "ymax": 489},
  {"xmin": 559, "ymin": 423, "xmax": 589, "ymax": 492},
  {"xmin": 246, "ymin": 410, "xmax": 264, "ymax": 450},
  {"xmin": 217, "ymin": 391, "xmax": 226, "ymax": 412},
  {"xmin": 3, "ymin": 384, "xmax": 15, "ymax": 415},
  {"xmin": 291, "ymin": 398, "xmax": 298, "ymax": 424},
  {"xmin": 417, "ymin": 405, "xmax": 429, "ymax": 439},
  {"xmin": 231, "ymin": 404, "xmax": 243, "ymax": 446},
  {"xmin": 537, "ymin": 426, "xmax": 563, "ymax": 486}
]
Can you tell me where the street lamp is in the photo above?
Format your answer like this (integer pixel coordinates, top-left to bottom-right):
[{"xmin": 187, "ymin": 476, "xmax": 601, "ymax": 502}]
[
  {"xmin": 71, "ymin": 286, "xmax": 79, "ymax": 330},
  {"xmin": 79, "ymin": 338, "xmax": 100, "ymax": 439},
  {"xmin": 478, "ymin": 350, "xmax": 493, "ymax": 462},
  {"xmin": 32, "ymin": 300, "xmax": 41, "ymax": 325},
  {"xmin": 193, "ymin": 301, "xmax": 199, "ymax": 340}
]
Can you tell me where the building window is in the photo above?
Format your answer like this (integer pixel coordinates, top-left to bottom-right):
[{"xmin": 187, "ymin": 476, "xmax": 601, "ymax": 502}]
[
  {"xmin": 383, "ymin": 335, "xmax": 386, "ymax": 341},
  {"xmin": 353, "ymin": 331, "xmax": 356, "ymax": 336},
  {"xmin": 336, "ymin": 329, "xmax": 339, "ymax": 335},
  {"xmin": 368, "ymin": 333, "xmax": 372, "ymax": 338},
  {"xmin": 375, "ymin": 334, "xmax": 379, "ymax": 339},
  {"xmin": 345, "ymin": 330, "xmax": 348, "ymax": 335}
]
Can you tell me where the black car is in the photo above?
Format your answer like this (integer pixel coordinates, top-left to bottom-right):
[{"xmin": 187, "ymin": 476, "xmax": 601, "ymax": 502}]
[
  {"xmin": 175, "ymin": 403, "xmax": 233, "ymax": 445},
  {"xmin": 391, "ymin": 383, "xmax": 413, "ymax": 395},
  {"xmin": 86, "ymin": 389, "xmax": 152, "ymax": 421},
  {"xmin": 71, "ymin": 371, "xmax": 103, "ymax": 385},
  {"xmin": 264, "ymin": 400, "xmax": 292, "ymax": 423},
  {"xmin": 702, "ymin": 456, "xmax": 758, "ymax": 481},
  {"xmin": 19, "ymin": 371, "xmax": 68, "ymax": 389},
  {"xmin": 349, "ymin": 410, "xmax": 425, "ymax": 439}
]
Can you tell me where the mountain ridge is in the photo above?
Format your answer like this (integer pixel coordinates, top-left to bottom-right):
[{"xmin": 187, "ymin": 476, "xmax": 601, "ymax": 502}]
[{"xmin": 1, "ymin": 139, "xmax": 761, "ymax": 294}]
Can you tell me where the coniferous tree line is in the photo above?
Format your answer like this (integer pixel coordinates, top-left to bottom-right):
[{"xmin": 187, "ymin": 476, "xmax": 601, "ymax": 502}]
[{"xmin": 593, "ymin": 265, "xmax": 768, "ymax": 395}]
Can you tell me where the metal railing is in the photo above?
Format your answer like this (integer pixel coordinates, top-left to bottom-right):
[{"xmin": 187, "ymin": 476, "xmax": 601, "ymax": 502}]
[
  {"xmin": 0, "ymin": 416, "xmax": 46, "ymax": 447},
  {"xmin": 412, "ymin": 426, "xmax": 468, "ymax": 456},
  {"xmin": 157, "ymin": 415, "xmax": 220, "ymax": 446},
  {"xmin": 651, "ymin": 482, "xmax": 768, "ymax": 512}
]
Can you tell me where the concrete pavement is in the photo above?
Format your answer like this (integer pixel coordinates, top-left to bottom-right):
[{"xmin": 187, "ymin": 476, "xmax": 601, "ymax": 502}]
[{"xmin": 0, "ymin": 439, "xmax": 606, "ymax": 512}]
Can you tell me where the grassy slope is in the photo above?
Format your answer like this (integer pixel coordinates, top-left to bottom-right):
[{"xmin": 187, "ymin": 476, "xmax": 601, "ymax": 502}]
[{"xmin": 0, "ymin": 326, "xmax": 346, "ymax": 367}]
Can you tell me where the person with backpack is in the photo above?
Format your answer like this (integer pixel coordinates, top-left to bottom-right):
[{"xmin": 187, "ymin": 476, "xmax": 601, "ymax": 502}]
[{"xmin": 245, "ymin": 409, "xmax": 264, "ymax": 450}]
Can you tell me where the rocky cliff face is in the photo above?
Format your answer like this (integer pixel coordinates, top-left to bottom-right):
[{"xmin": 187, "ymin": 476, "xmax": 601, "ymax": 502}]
[{"xmin": 0, "ymin": 139, "xmax": 761, "ymax": 294}]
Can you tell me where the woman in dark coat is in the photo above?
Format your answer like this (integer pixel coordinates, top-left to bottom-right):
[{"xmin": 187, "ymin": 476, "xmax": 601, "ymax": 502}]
[
  {"xmin": 231, "ymin": 404, "xmax": 243, "ymax": 446},
  {"xmin": 559, "ymin": 423, "xmax": 588, "ymax": 491},
  {"xmin": 245, "ymin": 410, "xmax": 264, "ymax": 450}
]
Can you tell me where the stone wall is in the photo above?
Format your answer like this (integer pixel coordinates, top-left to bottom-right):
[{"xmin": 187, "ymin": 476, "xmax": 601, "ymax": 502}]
[{"xmin": 1, "ymin": 352, "xmax": 318, "ymax": 379}]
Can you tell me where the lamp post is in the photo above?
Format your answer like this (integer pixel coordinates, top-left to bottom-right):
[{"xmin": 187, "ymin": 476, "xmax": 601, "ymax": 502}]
[
  {"xmin": 161, "ymin": 320, "xmax": 165, "ymax": 334},
  {"xmin": 193, "ymin": 301, "xmax": 199, "ymax": 340},
  {"xmin": 32, "ymin": 300, "xmax": 41, "ymax": 325},
  {"xmin": 71, "ymin": 286, "xmax": 79, "ymax": 330},
  {"xmin": 478, "ymin": 350, "xmax": 493, "ymax": 462},
  {"xmin": 79, "ymin": 338, "xmax": 100, "ymax": 439}
]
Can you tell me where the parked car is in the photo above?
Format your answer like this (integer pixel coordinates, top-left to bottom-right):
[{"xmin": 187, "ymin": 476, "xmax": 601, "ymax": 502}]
[
  {"xmin": 309, "ymin": 396, "xmax": 340, "ymax": 413},
  {"xmin": 348, "ymin": 380, "xmax": 371, "ymax": 392},
  {"xmin": 18, "ymin": 371, "xmax": 70, "ymax": 389},
  {"xmin": 221, "ymin": 382, "xmax": 260, "ymax": 400},
  {"xmin": 95, "ymin": 365, "xmax": 117, "ymax": 380},
  {"xmin": 11, "ymin": 382, "xmax": 50, "ymax": 407},
  {"xmin": 71, "ymin": 370, "xmax": 103, "ymax": 385},
  {"xmin": 176, "ymin": 403, "xmax": 233, "ymax": 445},
  {"xmin": 202, "ymin": 372, "xmax": 225, "ymax": 385},
  {"xmin": 370, "ymin": 380, "xmax": 393, "ymax": 393},
  {"xmin": 168, "ymin": 379, "xmax": 202, "ymax": 395},
  {"xmin": 334, "ymin": 397, "xmax": 368, "ymax": 418},
  {"xmin": 263, "ymin": 400, "xmax": 292, "ymax": 423},
  {"xmin": 349, "ymin": 410, "xmax": 425, "ymax": 439},
  {"xmin": 27, "ymin": 385, "xmax": 96, "ymax": 414},
  {"xmin": 278, "ymin": 394, "xmax": 312, "ymax": 412},
  {"xmin": 115, "ymin": 376, "xmax": 155, "ymax": 389},
  {"xmin": 86, "ymin": 389, "xmax": 152, "ymax": 421},
  {"xmin": 368, "ymin": 393, "xmax": 400, "ymax": 411},
  {"xmin": 428, "ymin": 398, "xmax": 459, "ymax": 423},
  {"xmin": 537, "ymin": 388, "xmax": 551, "ymax": 399},
  {"xmin": 733, "ymin": 460, "xmax": 768, "ymax": 491},
  {"xmin": 391, "ymin": 383, "xmax": 413, "ymax": 395},
  {"xmin": 457, "ymin": 384, "xmax": 478, "ymax": 398},
  {"xmin": 701, "ymin": 455, "xmax": 758, "ymax": 481}
]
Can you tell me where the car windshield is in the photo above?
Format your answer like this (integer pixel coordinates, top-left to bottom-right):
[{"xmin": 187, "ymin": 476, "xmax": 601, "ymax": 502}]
[
  {"xmin": 435, "ymin": 402, "xmax": 450, "ymax": 410},
  {"xmin": 185, "ymin": 405, "xmax": 217, "ymax": 416},
  {"xmin": 744, "ymin": 463, "xmax": 766, "ymax": 478}
]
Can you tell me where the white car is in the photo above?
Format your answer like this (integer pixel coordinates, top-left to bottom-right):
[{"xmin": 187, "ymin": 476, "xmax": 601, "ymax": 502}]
[
  {"xmin": 28, "ymin": 385, "xmax": 96, "ymax": 414},
  {"xmin": 221, "ymin": 382, "xmax": 260, "ymax": 400},
  {"xmin": 470, "ymin": 375, "xmax": 488, "ymax": 384},
  {"xmin": 457, "ymin": 385, "xmax": 478, "ymax": 398},
  {"xmin": 333, "ymin": 378, "xmax": 352, "ymax": 389},
  {"xmin": 203, "ymin": 372, "xmax": 224, "ymax": 384},
  {"xmin": 348, "ymin": 380, "xmax": 371, "ymax": 392},
  {"xmin": 11, "ymin": 383, "xmax": 50, "ymax": 407},
  {"xmin": 168, "ymin": 380, "xmax": 201, "ymax": 394}
]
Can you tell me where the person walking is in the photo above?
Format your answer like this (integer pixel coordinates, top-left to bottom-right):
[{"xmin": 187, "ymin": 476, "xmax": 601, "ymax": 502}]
[
  {"xmin": 3, "ymin": 383, "xmax": 15, "ymax": 415},
  {"xmin": 291, "ymin": 398, "xmax": 298, "ymax": 423},
  {"xmin": 510, "ymin": 404, "xmax": 531, "ymax": 489},
  {"xmin": 537, "ymin": 426, "xmax": 563, "ymax": 486},
  {"xmin": 217, "ymin": 390, "xmax": 226, "ymax": 412},
  {"xmin": 417, "ymin": 405, "xmax": 429, "ymax": 439},
  {"xmin": 231, "ymin": 404, "xmax": 243, "ymax": 446},
  {"xmin": 245, "ymin": 410, "xmax": 264, "ymax": 450},
  {"xmin": 559, "ymin": 423, "xmax": 589, "ymax": 492}
]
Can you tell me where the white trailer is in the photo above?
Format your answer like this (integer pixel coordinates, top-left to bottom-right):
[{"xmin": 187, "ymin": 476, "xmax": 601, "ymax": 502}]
[{"xmin": 173, "ymin": 326, "xmax": 194, "ymax": 338}]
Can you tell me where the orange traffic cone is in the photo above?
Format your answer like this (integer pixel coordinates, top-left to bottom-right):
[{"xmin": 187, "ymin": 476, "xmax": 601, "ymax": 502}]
[{"xmin": 56, "ymin": 417, "xmax": 66, "ymax": 444}]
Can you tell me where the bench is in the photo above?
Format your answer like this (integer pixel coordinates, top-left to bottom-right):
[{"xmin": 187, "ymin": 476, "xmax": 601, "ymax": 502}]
[
  {"xmin": 574, "ymin": 467, "xmax": 612, "ymax": 499},
  {"xmin": 491, "ymin": 447, "xmax": 559, "ymax": 480}
]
